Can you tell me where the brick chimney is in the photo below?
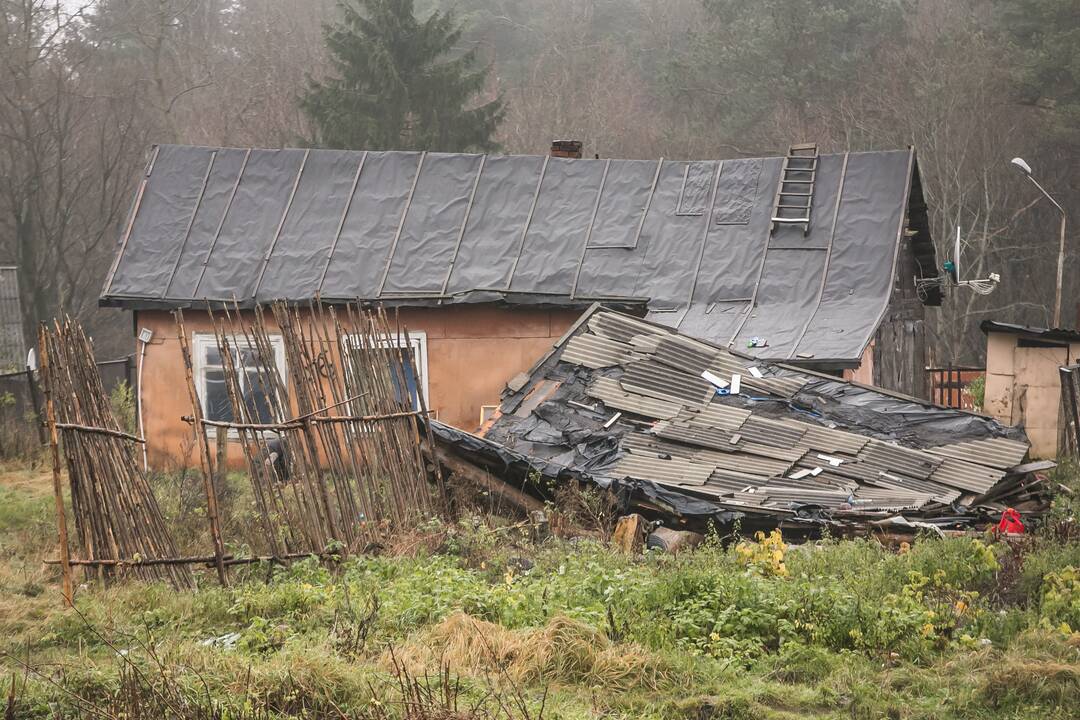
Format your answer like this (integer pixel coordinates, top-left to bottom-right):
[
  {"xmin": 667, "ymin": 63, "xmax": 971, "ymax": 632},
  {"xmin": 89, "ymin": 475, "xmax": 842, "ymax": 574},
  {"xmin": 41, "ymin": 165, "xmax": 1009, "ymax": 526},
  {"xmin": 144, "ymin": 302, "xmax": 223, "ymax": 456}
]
[{"xmin": 550, "ymin": 140, "xmax": 583, "ymax": 159}]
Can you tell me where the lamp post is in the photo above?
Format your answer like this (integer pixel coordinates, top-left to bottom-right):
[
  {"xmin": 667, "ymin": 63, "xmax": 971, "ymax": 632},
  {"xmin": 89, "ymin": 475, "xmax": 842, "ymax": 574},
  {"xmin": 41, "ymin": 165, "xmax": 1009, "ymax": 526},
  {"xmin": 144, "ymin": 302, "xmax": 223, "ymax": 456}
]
[{"xmin": 1011, "ymin": 157, "xmax": 1068, "ymax": 327}]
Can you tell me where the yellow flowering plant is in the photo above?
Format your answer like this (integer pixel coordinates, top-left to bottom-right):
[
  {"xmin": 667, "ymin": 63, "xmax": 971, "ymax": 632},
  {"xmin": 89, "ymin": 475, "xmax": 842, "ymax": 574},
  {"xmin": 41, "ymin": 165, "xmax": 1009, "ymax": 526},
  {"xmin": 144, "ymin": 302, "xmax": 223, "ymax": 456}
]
[{"xmin": 735, "ymin": 529, "xmax": 789, "ymax": 577}]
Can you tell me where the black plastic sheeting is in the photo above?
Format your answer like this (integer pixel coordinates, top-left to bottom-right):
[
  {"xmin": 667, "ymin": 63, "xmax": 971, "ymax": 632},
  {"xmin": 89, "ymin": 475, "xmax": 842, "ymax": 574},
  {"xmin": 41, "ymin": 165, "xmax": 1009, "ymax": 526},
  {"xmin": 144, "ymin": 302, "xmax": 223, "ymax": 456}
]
[
  {"xmin": 103, "ymin": 146, "xmax": 937, "ymax": 363},
  {"xmin": 429, "ymin": 419, "xmax": 744, "ymax": 526},
  {"xmin": 789, "ymin": 379, "xmax": 1027, "ymax": 447}
]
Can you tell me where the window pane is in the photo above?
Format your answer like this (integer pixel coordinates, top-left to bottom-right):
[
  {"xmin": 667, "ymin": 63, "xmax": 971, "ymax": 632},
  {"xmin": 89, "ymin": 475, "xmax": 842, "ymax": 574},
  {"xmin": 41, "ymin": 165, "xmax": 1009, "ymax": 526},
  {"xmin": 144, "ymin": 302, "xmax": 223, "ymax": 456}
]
[
  {"xmin": 243, "ymin": 368, "xmax": 274, "ymax": 423},
  {"xmin": 388, "ymin": 347, "xmax": 419, "ymax": 410},
  {"xmin": 204, "ymin": 369, "xmax": 233, "ymax": 422},
  {"xmin": 238, "ymin": 347, "xmax": 259, "ymax": 369},
  {"xmin": 205, "ymin": 346, "xmax": 223, "ymax": 368}
]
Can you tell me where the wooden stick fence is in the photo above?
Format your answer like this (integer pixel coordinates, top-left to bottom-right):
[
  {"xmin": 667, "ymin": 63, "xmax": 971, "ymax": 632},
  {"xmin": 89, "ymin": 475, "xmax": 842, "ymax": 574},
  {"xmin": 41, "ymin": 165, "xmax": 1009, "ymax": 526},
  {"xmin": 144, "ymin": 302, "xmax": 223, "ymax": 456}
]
[
  {"xmin": 39, "ymin": 319, "xmax": 193, "ymax": 598},
  {"xmin": 174, "ymin": 302, "xmax": 448, "ymax": 577},
  {"xmin": 42, "ymin": 305, "xmax": 448, "ymax": 598}
]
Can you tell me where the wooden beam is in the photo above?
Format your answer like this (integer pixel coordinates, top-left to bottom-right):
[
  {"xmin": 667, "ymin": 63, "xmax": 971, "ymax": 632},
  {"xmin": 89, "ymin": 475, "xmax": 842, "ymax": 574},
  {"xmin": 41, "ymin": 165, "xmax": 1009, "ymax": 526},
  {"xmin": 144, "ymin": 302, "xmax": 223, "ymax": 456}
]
[{"xmin": 424, "ymin": 443, "xmax": 545, "ymax": 515}]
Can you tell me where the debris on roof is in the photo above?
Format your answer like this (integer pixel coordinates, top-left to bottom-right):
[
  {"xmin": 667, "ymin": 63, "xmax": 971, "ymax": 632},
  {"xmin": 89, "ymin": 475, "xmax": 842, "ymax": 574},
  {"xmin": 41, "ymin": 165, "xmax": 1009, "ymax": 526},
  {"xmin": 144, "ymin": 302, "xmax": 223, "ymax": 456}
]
[
  {"xmin": 432, "ymin": 306, "xmax": 1047, "ymax": 534},
  {"xmin": 101, "ymin": 144, "xmax": 939, "ymax": 363}
]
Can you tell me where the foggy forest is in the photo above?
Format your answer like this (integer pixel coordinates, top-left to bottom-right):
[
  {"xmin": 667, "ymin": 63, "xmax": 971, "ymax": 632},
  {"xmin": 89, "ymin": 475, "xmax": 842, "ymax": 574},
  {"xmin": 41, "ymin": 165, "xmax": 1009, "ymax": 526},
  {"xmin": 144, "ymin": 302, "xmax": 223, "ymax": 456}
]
[{"xmin": 1, "ymin": 0, "xmax": 1078, "ymax": 363}]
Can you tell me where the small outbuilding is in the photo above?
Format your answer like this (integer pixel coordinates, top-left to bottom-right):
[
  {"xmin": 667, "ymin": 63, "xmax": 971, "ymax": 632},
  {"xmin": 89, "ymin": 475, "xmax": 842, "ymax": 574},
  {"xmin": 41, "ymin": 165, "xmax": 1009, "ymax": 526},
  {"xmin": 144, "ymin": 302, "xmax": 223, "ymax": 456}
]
[{"xmin": 981, "ymin": 320, "xmax": 1080, "ymax": 458}]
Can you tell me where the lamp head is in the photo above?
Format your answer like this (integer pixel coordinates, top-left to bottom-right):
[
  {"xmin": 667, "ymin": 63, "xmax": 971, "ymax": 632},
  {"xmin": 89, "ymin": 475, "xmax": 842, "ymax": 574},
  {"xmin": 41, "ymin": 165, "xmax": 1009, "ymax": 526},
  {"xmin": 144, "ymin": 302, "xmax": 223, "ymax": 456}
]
[{"xmin": 1010, "ymin": 157, "xmax": 1033, "ymax": 176}]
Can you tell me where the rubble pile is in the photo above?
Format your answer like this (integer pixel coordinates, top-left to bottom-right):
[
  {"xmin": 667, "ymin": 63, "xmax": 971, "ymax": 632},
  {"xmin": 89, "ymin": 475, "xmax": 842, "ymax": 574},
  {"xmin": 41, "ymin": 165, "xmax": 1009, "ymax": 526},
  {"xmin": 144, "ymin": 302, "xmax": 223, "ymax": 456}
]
[{"xmin": 436, "ymin": 308, "xmax": 1050, "ymax": 534}]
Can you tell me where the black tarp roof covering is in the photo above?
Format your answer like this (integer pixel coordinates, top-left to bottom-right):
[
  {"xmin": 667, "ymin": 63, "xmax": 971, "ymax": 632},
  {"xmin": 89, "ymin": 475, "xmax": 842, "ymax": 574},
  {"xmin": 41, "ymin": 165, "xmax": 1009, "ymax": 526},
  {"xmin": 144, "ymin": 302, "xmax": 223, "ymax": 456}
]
[
  {"xmin": 459, "ymin": 306, "xmax": 1032, "ymax": 529},
  {"xmin": 102, "ymin": 145, "xmax": 938, "ymax": 363}
]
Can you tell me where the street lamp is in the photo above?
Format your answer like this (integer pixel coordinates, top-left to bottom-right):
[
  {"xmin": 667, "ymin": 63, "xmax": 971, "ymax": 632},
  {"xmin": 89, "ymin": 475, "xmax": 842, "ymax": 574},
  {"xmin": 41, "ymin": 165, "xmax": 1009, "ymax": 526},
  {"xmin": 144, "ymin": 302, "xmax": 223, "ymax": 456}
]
[{"xmin": 1011, "ymin": 157, "xmax": 1068, "ymax": 327}]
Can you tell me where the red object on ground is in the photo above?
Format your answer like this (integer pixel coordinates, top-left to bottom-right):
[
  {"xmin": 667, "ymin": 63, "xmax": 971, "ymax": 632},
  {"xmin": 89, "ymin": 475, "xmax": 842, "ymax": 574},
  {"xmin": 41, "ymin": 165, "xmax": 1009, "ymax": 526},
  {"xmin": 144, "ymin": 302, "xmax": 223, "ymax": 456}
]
[{"xmin": 997, "ymin": 508, "xmax": 1025, "ymax": 534}]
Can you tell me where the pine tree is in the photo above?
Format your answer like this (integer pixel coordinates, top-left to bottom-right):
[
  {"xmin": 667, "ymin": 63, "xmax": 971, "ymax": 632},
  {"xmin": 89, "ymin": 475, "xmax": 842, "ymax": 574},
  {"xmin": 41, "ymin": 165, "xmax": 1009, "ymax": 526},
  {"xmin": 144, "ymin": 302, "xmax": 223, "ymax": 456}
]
[{"xmin": 301, "ymin": 0, "xmax": 504, "ymax": 151}]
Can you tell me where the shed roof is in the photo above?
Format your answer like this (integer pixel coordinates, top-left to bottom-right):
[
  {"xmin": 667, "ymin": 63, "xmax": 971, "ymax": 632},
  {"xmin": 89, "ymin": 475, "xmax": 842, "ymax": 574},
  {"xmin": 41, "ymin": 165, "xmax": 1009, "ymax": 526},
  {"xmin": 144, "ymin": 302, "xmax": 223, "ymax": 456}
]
[
  {"xmin": 980, "ymin": 320, "xmax": 1080, "ymax": 343},
  {"xmin": 101, "ymin": 145, "xmax": 938, "ymax": 363}
]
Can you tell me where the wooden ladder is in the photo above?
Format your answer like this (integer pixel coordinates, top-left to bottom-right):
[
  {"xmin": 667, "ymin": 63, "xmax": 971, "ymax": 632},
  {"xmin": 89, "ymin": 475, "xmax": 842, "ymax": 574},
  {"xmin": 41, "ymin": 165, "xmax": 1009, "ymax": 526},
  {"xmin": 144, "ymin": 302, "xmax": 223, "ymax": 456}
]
[{"xmin": 770, "ymin": 143, "xmax": 818, "ymax": 235}]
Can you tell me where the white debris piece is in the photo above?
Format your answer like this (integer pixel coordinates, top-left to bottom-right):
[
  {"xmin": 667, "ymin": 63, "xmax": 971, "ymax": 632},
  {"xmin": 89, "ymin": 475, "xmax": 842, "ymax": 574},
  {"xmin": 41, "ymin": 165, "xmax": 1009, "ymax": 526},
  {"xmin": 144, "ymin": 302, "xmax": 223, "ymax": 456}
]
[{"xmin": 701, "ymin": 370, "xmax": 729, "ymax": 389}]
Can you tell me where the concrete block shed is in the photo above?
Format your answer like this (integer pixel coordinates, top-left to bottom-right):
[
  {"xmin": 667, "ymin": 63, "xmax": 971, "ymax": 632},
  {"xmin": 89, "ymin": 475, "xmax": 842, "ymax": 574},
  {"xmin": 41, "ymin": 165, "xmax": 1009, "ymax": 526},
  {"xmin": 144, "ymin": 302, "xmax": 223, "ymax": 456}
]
[
  {"xmin": 982, "ymin": 321, "xmax": 1080, "ymax": 458},
  {"xmin": 99, "ymin": 144, "xmax": 942, "ymax": 467}
]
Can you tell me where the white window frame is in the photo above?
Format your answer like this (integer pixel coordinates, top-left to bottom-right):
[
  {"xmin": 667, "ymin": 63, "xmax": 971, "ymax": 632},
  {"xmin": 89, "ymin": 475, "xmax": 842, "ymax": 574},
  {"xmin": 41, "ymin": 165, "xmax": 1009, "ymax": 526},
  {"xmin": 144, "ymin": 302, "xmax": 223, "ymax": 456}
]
[
  {"xmin": 191, "ymin": 333, "xmax": 287, "ymax": 438},
  {"xmin": 342, "ymin": 330, "xmax": 428, "ymax": 407}
]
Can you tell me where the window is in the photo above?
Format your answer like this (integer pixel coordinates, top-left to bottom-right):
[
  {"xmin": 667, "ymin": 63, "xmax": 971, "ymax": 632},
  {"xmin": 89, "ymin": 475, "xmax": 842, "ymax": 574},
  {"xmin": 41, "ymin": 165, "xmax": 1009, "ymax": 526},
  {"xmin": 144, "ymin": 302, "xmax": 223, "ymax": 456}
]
[
  {"xmin": 191, "ymin": 334, "xmax": 287, "ymax": 427},
  {"xmin": 342, "ymin": 331, "xmax": 428, "ymax": 410}
]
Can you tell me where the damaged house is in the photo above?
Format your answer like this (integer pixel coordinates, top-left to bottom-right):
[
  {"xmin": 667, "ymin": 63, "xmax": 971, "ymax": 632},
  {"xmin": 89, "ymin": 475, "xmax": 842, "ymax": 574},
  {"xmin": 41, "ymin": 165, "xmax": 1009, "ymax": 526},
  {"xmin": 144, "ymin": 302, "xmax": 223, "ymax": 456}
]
[
  {"xmin": 100, "ymin": 143, "xmax": 941, "ymax": 466},
  {"xmin": 436, "ymin": 306, "xmax": 1042, "ymax": 533}
]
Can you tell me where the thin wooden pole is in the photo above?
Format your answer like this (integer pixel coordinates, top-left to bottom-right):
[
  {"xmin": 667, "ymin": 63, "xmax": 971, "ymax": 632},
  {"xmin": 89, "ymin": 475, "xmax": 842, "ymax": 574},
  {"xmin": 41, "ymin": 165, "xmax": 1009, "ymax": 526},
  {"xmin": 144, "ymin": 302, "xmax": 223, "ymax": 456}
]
[
  {"xmin": 175, "ymin": 311, "xmax": 229, "ymax": 586},
  {"xmin": 24, "ymin": 366, "xmax": 46, "ymax": 444},
  {"xmin": 39, "ymin": 326, "xmax": 73, "ymax": 607}
]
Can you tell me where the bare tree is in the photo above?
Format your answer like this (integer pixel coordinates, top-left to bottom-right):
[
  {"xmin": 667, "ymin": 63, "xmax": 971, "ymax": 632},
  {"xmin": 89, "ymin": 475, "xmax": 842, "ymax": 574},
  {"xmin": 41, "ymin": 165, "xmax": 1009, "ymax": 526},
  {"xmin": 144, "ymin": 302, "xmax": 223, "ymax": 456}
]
[{"xmin": 0, "ymin": 0, "xmax": 149, "ymax": 351}]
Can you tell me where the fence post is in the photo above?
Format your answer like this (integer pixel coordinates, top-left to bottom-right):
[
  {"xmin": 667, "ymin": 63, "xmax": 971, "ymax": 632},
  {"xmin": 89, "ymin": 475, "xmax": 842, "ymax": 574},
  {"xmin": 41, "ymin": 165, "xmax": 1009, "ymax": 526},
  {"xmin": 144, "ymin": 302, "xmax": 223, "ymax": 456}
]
[
  {"xmin": 39, "ymin": 326, "xmax": 73, "ymax": 607},
  {"xmin": 24, "ymin": 365, "xmax": 46, "ymax": 445},
  {"xmin": 175, "ymin": 311, "xmax": 229, "ymax": 586}
]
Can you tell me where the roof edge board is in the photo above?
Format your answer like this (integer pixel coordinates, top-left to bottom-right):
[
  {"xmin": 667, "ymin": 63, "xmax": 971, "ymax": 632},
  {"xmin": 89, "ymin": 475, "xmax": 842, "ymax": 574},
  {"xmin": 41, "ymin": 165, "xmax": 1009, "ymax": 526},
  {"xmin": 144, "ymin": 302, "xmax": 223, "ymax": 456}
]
[
  {"xmin": 853, "ymin": 146, "xmax": 917, "ymax": 364},
  {"xmin": 788, "ymin": 152, "xmax": 850, "ymax": 358},
  {"xmin": 192, "ymin": 147, "xmax": 252, "ymax": 298},
  {"xmin": 252, "ymin": 148, "xmax": 310, "ymax": 300},
  {"xmin": 162, "ymin": 151, "xmax": 217, "ymax": 299},
  {"xmin": 440, "ymin": 155, "xmax": 487, "ymax": 298},
  {"xmin": 316, "ymin": 151, "xmax": 367, "ymax": 296},
  {"xmin": 102, "ymin": 144, "xmax": 160, "ymax": 298},
  {"xmin": 376, "ymin": 151, "xmax": 426, "ymax": 297},
  {"xmin": 675, "ymin": 161, "xmax": 725, "ymax": 330}
]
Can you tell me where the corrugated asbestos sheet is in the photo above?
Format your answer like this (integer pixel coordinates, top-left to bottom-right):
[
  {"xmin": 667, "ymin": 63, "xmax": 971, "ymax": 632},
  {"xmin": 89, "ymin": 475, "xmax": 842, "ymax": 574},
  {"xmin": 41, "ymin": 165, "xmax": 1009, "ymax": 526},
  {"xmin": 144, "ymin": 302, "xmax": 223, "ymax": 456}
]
[
  {"xmin": 621, "ymin": 361, "xmax": 714, "ymax": 406},
  {"xmin": 926, "ymin": 437, "xmax": 1029, "ymax": 470},
  {"xmin": 562, "ymin": 333, "xmax": 636, "ymax": 368},
  {"xmin": 482, "ymin": 307, "xmax": 1041, "ymax": 526},
  {"xmin": 615, "ymin": 452, "xmax": 713, "ymax": 487},
  {"xmin": 586, "ymin": 377, "xmax": 681, "ymax": 419},
  {"xmin": 101, "ymin": 145, "xmax": 939, "ymax": 363},
  {"xmin": 858, "ymin": 441, "xmax": 941, "ymax": 480}
]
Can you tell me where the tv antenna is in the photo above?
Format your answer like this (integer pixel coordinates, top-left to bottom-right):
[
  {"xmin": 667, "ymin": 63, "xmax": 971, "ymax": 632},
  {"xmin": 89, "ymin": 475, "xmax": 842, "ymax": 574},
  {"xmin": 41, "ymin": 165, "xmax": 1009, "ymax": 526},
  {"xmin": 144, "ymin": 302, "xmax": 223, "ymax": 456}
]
[{"xmin": 917, "ymin": 226, "xmax": 1000, "ymax": 299}]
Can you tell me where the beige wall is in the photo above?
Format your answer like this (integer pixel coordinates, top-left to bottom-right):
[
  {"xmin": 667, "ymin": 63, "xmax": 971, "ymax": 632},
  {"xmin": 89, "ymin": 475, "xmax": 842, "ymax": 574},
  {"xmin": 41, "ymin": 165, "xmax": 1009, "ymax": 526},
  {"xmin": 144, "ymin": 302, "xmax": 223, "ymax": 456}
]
[
  {"xmin": 134, "ymin": 305, "xmax": 580, "ymax": 468},
  {"xmin": 844, "ymin": 341, "xmax": 875, "ymax": 386},
  {"xmin": 984, "ymin": 331, "xmax": 1080, "ymax": 458}
]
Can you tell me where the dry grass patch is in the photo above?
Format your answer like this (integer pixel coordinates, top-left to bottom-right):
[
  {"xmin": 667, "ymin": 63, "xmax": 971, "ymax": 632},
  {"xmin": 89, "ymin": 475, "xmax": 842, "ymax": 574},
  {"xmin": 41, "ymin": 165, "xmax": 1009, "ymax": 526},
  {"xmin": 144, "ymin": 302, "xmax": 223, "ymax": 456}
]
[
  {"xmin": 978, "ymin": 630, "xmax": 1080, "ymax": 709},
  {"xmin": 389, "ymin": 612, "xmax": 674, "ymax": 692}
]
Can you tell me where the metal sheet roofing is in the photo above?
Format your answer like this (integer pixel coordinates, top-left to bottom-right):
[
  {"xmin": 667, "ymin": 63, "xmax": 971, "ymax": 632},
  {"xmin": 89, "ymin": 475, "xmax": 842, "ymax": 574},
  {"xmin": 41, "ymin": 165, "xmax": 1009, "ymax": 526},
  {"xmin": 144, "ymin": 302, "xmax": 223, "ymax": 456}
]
[{"xmin": 102, "ymin": 145, "xmax": 937, "ymax": 363}]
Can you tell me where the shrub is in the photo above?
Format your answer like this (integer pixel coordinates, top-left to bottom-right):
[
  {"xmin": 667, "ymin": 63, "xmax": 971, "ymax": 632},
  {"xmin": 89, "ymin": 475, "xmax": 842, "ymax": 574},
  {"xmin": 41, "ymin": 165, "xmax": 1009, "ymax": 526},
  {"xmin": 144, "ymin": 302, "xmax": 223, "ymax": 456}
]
[
  {"xmin": 108, "ymin": 380, "xmax": 137, "ymax": 435},
  {"xmin": 1040, "ymin": 566, "xmax": 1080, "ymax": 633}
]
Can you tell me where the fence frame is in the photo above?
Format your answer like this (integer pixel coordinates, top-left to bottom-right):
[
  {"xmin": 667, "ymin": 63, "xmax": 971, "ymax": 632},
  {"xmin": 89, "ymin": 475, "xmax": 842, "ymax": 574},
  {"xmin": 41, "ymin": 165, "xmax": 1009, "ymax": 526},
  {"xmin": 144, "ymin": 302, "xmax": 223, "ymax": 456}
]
[{"xmin": 925, "ymin": 365, "xmax": 984, "ymax": 409}]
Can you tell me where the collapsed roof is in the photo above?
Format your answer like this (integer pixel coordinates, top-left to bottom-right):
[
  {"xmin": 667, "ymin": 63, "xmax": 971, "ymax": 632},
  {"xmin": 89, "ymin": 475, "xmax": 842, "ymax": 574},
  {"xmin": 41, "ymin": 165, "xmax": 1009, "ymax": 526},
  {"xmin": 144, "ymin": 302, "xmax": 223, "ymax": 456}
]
[
  {"xmin": 439, "ymin": 306, "xmax": 1041, "ymax": 530},
  {"xmin": 101, "ymin": 144, "xmax": 938, "ymax": 364}
]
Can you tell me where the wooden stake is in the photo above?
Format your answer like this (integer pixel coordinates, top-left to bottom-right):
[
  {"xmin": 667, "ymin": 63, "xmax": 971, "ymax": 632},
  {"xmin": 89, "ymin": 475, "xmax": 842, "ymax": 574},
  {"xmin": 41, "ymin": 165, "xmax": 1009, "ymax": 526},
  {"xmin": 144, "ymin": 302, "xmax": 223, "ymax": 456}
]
[
  {"xmin": 39, "ymin": 325, "xmax": 73, "ymax": 607},
  {"xmin": 175, "ymin": 311, "xmax": 229, "ymax": 586}
]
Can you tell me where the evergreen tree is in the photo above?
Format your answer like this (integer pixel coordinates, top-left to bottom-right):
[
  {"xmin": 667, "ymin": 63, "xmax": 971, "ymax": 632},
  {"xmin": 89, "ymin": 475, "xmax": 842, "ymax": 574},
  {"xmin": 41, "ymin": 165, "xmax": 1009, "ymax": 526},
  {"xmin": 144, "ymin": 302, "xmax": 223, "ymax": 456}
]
[
  {"xmin": 998, "ymin": 0, "xmax": 1080, "ymax": 138},
  {"xmin": 301, "ymin": 0, "xmax": 504, "ymax": 151}
]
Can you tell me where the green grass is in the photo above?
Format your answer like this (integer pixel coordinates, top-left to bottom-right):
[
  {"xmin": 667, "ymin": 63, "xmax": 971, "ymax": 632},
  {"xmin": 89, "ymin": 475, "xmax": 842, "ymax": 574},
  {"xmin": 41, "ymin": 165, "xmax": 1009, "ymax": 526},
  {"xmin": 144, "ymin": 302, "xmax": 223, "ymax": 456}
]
[{"xmin": 2, "ymin": 467, "xmax": 1079, "ymax": 719}]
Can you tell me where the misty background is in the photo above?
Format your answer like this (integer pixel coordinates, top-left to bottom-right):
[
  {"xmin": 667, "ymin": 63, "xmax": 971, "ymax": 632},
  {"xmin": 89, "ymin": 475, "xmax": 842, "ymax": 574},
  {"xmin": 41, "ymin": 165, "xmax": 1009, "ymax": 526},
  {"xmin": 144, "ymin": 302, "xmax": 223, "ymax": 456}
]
[{"xmin": 2, "ymin": 0, "xmax": 1077, "ymax": 364}]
